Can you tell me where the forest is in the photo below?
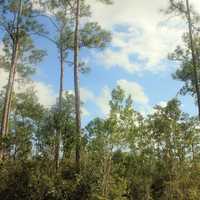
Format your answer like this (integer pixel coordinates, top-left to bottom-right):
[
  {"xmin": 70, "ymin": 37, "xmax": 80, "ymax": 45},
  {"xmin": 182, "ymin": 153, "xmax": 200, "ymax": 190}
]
[{"xmin": 0, "ymin": 0, "xmax": 200, "ymax": 199}]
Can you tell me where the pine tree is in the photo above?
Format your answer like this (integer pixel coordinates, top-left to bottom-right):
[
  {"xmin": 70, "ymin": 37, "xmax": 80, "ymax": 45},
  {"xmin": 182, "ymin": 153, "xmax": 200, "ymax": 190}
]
[{"xmin": 0, "ymin": 0, "xmax": 45, "ymax": 159}]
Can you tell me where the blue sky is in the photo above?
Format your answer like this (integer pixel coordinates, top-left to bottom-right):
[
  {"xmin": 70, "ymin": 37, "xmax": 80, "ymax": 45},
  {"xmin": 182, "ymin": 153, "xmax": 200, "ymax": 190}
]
[{"xmin": 0, "ymin": 0, "xmax": 199, "ymax": 125}]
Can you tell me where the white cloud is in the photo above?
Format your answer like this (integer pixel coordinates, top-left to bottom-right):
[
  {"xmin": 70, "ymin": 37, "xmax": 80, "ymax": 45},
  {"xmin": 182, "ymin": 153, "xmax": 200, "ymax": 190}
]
[
  {"xmin": 15, "ymin": 81, "xmax": 57, "ymax": 108},
  {"xmin": 140, "ymin": 101, "xmax": 173, "ymax": 116},
  {"xmin": 117, "ymin": 79, "xmax": 149, "ymax": 105},
  {"xmin": 147, "ymin": 100, "xmax": 168, "ymax": 115},
  {"xmin": 0, "ymin": 75, "xmax": 91, "ymax": 117},
  {"xmin": 80, "ymin": 87, "xmax": 95, "ymax": 102},
  {"xmin": 81, "ymin": 107, "xmax": 90, "ymax": 117},
  {"xmin": 138, "ymin": 105, "xmax": 154, "ymax": 116},
  {"xmin": 31, "ymin": 0, "xmax": 47, "ymax": 13},
  {"xmin": 0, "ymin": 68, "xmax": 8, "ymax": 89},
  {"xmin": 80, "ymin": 80, "xmax": 150, "ymax": 116},
  {"xmin": 0, "ymin": 42, "xmax": 4, "ymax": 56},
  {"xmin": 0, "ymin": 69, "xmax": 57, "ymax": 107},
  {"xmin": 88, "ymin": 0, "xmax": 199, "ymax": 73},
  {"xmin": 96, "ymin": 86, "xmax": 111, "ymax": 115},
  {"xmin": 116, "ymin": 79, "xmax": 153, "ymax": 116},
  {"xmin": 158, "ymin": 101, "xmax": 167, "ymax": 108},
  {"xmin": 80, "ymin": 87, "xmax": 96, "ymax": 117},
  {"xmin": 80, "ymin": 86, "xmax": 111, "ymax": 116},
  {"xmin": 78, "ymin": 86, "xmax": 111, "ymax": 116},
  {"xmin": 97, "ymin": 49, "xmax": 139, "ymax": 73},
  {"xmin": 31, "ymin": 82, "xmax": 56, "ymax": 107}
]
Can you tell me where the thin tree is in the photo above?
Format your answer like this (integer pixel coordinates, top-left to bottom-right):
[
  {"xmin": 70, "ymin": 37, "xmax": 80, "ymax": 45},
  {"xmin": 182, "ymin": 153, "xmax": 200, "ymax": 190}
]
[
  {"xmin": 0, "ymin": 0, "xmax": 23, "ymax": 159},
  {"xmin": 32, "ymin": 0, "xmax": 74, "ymax": 170},
  {"xmin": 167, "ymin": 0, "xmax": 200, "ymax": 120},
  {"xmin": 185, "ymin": 0, "xmax": 200, "ymax": 120},
  {"xmin": 38, "ymin": 0, "xmax": 111, "ymax": 170},
  {"xmin": 73, "ymin": 0, "xmax": 81, "ymax": 172},
  {"xmin": 0, "ymin": 0, "xmax": 45, "ymax": 159},
  {"xmin": 72, "ymin": 0, "xmax": 111, "ymax": 172}
]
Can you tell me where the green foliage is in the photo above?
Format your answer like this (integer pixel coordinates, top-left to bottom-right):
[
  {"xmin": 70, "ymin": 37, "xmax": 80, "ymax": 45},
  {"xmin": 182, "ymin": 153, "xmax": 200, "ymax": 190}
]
[
  {"xmin": 167, "ymin": 0, "xmax": 200, "ymax": 105},
  {"xmin": 80, "ymin": 22, "xmax": 111, "ymax": 49},
  {"xmin": 169, "ymin": 33, "xmax": 200, "ymax": 98},
  {"xmin": 0, "ymin": 0, "xmax": 46, "ymax": 78},
  {"xmin": 1, "ymin": 1, "xmax": 200, "ymax": 199},
  {"xmin": 35, "ymin": 92, "xmax": 76, "ymax": 159},
  {"xmin": 39, "ymin": 0, "xmax": 111, "ymax": 74},
  {"xmin": 0, "ymin": 87, "xmax": 200, "ymax": 199},
  {"xmin": 0, "ymin": 160, "xmax": 94, "ymax": 200}
]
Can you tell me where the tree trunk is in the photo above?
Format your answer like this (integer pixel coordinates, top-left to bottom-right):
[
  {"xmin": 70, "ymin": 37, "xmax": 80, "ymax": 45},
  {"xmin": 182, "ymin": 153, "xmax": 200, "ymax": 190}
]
[
  {"xmin": 55, "ymin": 47, "xmax": 64, "ymax": 170},
  {"xmin": 0, "ymin": 0, "xmax": 22, "ymax": 160},
  {"xmin": 74, "ymin": 0, "xmax": 81, "ymax": 173},
  {"xmin": 59, "ymin": 48, "xmax": 64, "ymax": 112},
  {"xmin": 102, "ymin": 153, "xmax": 112, "ymax": 198},
  {"xmin": 0, "ymin": 41, "xmax": 19, "ymax": 160},
  {"xmin": 185, "ymin": 0, "xmax": 200, "ymax": 120}
]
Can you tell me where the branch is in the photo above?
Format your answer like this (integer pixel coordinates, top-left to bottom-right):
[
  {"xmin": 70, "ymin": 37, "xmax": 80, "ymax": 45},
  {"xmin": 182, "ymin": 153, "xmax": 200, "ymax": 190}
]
[
  {"xmin": 66, "ymin": 0, "xmax": 75, "ymax": 12},
  {"xmin": 0, "ymin": 20, "xmax": 14, "ymax": 41},
  {"xmin": 32, "ymin": 14, "xmax": 60, "ymax": 32},
  {"xmin": 30, "ymin": 31, "xmax": 56, "ymax": 45}
]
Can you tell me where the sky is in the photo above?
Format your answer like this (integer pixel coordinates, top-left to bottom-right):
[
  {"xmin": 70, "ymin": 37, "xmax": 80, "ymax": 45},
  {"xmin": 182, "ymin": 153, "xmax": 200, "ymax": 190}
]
[{"xmin": 1, "ymin": 0, "xmax": 200, "ymax": 125}]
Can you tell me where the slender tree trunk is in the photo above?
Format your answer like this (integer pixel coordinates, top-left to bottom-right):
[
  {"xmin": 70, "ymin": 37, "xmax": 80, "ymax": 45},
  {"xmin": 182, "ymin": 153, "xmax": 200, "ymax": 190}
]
[
  {"xmin": 59, "ymin": 48, "xmax": 64, "ymax": 112},
  {"xmin": 55, "ymin": 47, "xmax": 64, "ymax": 170},
  {"xmin": 0, "ymin": 41, "xmax": 19, "ymax": 160},
  {"xmin": 74, "ymin": 0, "xmax": 81, "ymax": 172},
  {"xmin": 102, "ymin": 153, "xmax": 112, "ymax": 198},
  {"xmin": 0, "ymin": 0, "xmax": 22, "ymax": 160},
  {"xmin": 185, "ymin": 0, "xmax": 200, "ymax": 120}
]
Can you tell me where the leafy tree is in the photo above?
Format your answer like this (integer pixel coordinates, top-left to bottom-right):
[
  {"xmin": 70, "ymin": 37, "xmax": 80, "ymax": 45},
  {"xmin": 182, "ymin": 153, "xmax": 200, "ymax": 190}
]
[
  {"xmin": 167, "ymin": 0, "xmax": 200, "ymax": 119},
  {"xmin": 73, "ymin": 0, "xmax": 111, "ymax": 172},
  {"xmin": 86, "ymin": 86, "xmax": 140, "ymax": 199},
  {"xmin": 35, "ymin": 92, "xmax": 76, "ymax": 162},
  {"xmin": 37, "ymin": 0, "xmax": 111, "ymax": 170},
  {"xmin": 10, "ymin": 90, "xmax": 45, "ymax": 160},
  {"xmin": 0, "ymin": 0, "xmax": 46, "ymax": 159}
]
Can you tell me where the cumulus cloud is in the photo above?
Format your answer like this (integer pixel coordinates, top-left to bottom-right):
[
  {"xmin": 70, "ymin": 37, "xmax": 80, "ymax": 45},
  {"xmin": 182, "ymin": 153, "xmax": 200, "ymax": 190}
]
[
  {"xmin": 80, "ymin": 80, "xmax": 174, "ymax": 117},
  {"xmin": 80, "ymin": 86, "xmax": 111, "ymax": 116},
  {"xmin": 117, "ymin": 79, "xmax": 149, "ymax": 105},
  {"xmin": 0, "ymin": 68, "xmax": 8, "ymax": 89},
  {"xmin": 16, "ymin": 81, "xmax": 57, "ymax": 108},
  {"xmin": 95, "ymin": 86, "xmax": 111, "ymax": 116},
  {"xmin": 0, "ymin": 38, "xmax": 57, "ymax": 108},
  {"xmin": 30, "ymin": 82, "xmax": 56, "ymax": 107},
  {"xmin": 0, "ymin": 69, "xmax": 57, "ymax": 107},
  {"xmin": 81, "ymin": 107, "xmax": 90, "ymax": 117},
  {"xmin": 97, "ymin": 48, "xmax": 139, "ymax": 73},
  {"xmin": 158, "ymin": 101, "xmax": 167, "ymax": 108},
  {"xmin": 0, "ymin": 68, "xmax": 167, "ymax": 118},
  {"xmin": 68, "ymin": 88, "xmax": 92, "ymax": 117},
  {"xmin": 80, "ymin": 79, "xmax": 150, "ymax": 116},
  {"xmin": 117, "ymin": 79, "xmax": 153, "ymax": 116},
  {"xmin": 87, "ymin": 0, "xmax": 200, "ymax": 73},
  {"xmin": 80, "ymin": 87, "xmax": 95, "ymax": 102},
  {"xmin": 0, "ymin": 42, "xmax": 4, "ymax": 56}
]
